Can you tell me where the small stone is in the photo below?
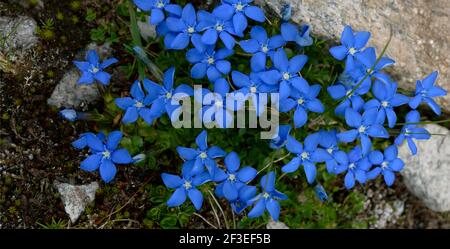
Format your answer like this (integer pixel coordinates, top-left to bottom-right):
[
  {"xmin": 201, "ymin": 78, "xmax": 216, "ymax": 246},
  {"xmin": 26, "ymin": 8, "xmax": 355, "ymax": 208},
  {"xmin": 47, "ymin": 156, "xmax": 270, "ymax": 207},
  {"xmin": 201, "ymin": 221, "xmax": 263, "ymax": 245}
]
[
  {"xmin": 0, "ymin": 15, "xmax": 38, "ymax": 53},
  {"xmin": 399, "ymin": 124, "xmax": 450, "ymax": 212},
  {"xmin": 54, "ymin": 181, "xmax": 99, "ymax": 223},
  {"xmin": 266, "ymin": 220, "xmax": 289, "ymax": 229}
]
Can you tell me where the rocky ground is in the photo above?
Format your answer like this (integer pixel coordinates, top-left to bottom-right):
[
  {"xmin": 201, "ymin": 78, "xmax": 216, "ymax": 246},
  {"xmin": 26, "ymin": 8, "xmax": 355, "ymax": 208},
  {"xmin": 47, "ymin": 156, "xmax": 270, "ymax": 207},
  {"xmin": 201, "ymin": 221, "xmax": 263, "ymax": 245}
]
[{"xmin": 1, "ymin": 0, "xmax": 449, "ymax": 229}]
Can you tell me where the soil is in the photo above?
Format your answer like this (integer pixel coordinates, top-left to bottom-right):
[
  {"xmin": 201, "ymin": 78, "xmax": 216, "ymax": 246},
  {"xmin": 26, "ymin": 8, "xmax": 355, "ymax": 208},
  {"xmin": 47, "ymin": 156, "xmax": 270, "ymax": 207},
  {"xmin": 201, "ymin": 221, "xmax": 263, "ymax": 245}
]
[{"xmin": 0, "ymin": 0, "xmax": 449, "ymax": 229}]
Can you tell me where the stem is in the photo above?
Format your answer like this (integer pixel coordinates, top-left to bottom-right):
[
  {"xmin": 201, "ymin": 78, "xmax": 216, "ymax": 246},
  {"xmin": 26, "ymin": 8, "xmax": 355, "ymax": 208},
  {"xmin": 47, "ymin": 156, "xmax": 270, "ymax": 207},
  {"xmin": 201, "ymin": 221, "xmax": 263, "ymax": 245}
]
[{"xmin": 208, "ymin": 190, "xmax": 229, "ymax": 229}]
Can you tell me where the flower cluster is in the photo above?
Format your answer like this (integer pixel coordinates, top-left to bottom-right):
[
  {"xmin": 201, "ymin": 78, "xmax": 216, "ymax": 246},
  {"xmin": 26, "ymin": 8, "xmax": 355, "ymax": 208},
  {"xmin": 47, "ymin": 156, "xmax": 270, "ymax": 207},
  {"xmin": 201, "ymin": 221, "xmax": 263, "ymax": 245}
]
[{"xmin": 68, "ymin": 0, "xmax": 448, "ymax": 224}]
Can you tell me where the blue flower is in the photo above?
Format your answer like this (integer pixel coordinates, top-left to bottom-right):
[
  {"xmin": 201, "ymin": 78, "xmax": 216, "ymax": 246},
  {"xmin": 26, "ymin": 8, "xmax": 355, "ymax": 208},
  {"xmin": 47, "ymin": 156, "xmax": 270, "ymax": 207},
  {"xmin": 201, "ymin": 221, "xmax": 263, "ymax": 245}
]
[
  {"xmin": 334, "ymin": 146, "xmax": 371, "ymax": 189},
  {"xmin": 279, "ymin": 84, "xmax": 324, "ymax": 128},
  {"xmin": 187, "ymin": 46, "xmax": 233, "ymax": 82},
  {"xmin": 313, "ymin": 183, "xmax": 328, "ymax": 202},
  {"xmin": 133, "ymin": 0, "xmax": 181, "ymax": 25},
  {"xmin": 364, "ymin": 80, "xmax": 409, "ymax": 128},
  {"xmin": 72, "ymin": 132, "xmax": 104, "ymax": 150},
  {"xmin": 75, "ymin": 131, "xmax": 133, "ymax": 183},
  {"xmin": 222, "ymin": 0, "xmax": 266, "ymax": 35},
  {"xmin": 269, "ymin": 124, "xmax": 291, "ymax": 149},
  {"xmin": 353, "ymin": 47, "xmax": 395, "ymax": 84},
  {"xmin": 115, "ymin": 80, "xmax": 153, "ymax": 124},
  {"xmin": 337, "ymin": 108, "xmax": 389, "ymax": 155},
  {"xmin": 327, "ymin": 72, "xmax": 372, "ymax": 115},
  {"xmin": 230, "ymin": 185, "xmax": 257, "ymax": 214},
  {"xmin": 394, "ymin": 110, "xmax": 430, "ymax": 155},
  {"xmin": 165, "ymin": 4, "xmax": 203, "ymax": 50},
  {"xmin": 329, "ymin": 25, "xmax": 370, "ymax": 69},
  {"xmin": 142, "ymin": 67, "xmax": 194, "ymax": 122},
  {"xmin": 282, "ymin": 134, "xmax": 331, "ymax": 183},
  {"xmin": 318, "ymin": 130, "xmax": 349, "ymax": 174},
  {"xmin": 231, "ymin": 70, "xmax": 278, "ymax": 116},
  {"xmin": 260, "ymin": 48, "xmax": 310, "ymax": 99},
  {"xmin": 73, "ymin": 50, "xmax": 118, "ymax": 85},
  {"xmin": 367, "ymin": 145, "xmax": 404, "ymax": 186},
  {"xmin": 281, "ymin": 22, "xmax": 313, "ymax": 47},
  {"xmin": 161, "ymin": 167, "xmax": 210, "ymax": 210},
  {"xmin": 213, "ymin": 151, "xmax": 257, "ymax": 201},
  {"xmin": 239, "ymin": 26, "xmax": 285, "ymax": 72},
  {"xmin": 409, "ymin": 71, "xmax": 447, "ymax": 115},
  {"xmin": 176, "ymin": 130, "xmax": 226, "ymax": 177},
  {"xmin": 248, "ymin": 172, "xmax": 287, "ymax": 221},
  {"xmin": 197, "ymin": 6, "xmax": 239, "ymax": 49},
  {"xmin": 59, "ymin": 108, "xmax": 77, "ymax": 122}
]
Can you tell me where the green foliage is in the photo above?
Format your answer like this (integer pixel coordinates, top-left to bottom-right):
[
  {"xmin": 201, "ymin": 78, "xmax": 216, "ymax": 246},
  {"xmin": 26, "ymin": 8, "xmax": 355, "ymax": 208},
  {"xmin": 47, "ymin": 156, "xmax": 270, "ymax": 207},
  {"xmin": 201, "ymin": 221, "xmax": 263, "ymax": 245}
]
[{"xmin": 37, "ymin": 218, "xmax": 69, "ymax": 229}]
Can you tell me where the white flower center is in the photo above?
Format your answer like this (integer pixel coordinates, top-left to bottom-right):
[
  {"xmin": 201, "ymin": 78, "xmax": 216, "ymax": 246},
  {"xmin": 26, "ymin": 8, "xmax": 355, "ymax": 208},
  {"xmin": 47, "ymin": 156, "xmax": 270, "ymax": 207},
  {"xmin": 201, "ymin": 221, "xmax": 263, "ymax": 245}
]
[
  {"xmin": 187, "ymin": 27, "xmax": 195, "ymax": 34},
  {"xmin": 165, "ymin": 92, "xmax": 172, "ymax": 99},
  {"xmin": 349, "ymin": 163, "xmax": 355, "ymax": 169},
  {"xmin": 90, "ymin": 66, "xmax": 99, "ymax": 73},
  {"xmin": 235, "ymin": 3, "xmax": 244, "ymax": 11},
  {"xmin": 156, "ymin": 1, "xmax": 165, "ymax": 8},
  {"xmin": 228, "ymin": 174, "xmax": 236, "ymax": 181},
  {"xmin": 381, "ymin": 101, "xmax": 389, "ymax": 107},
  {"xmin": 102, "ymin": 150, "xmax": 111, "ymax": 159},
  {"xmin": 366, "ymin": 68, "xmax": 373, "ymax": 74},
  {"xmin": 381, "ymin": 161, "xmax": 389, "ymax": 169},
  {"xmin": 327, "ymin": 148, "xmax": 334, "ymax": 154},
  {"xmin": 346, "ymin": 90, "xmax": 353, "ymax": 97},
  {"xmin": 207, "ymin": 57, "xmax": 215, "ymax": 65},
  {"xmin": 215, "ymin": 100, "xmax": 223, "ymax": 108},
  {"xmin": 301, "ymin": 152, "xmax": 310, "ymax": 160},
  {"xmin": 283, "ymin": 72, "xmax": 290, "ymax": 80},
  {"xmin": 404, "ymin": 128, "xmax": 410, "ymax": 136},
  {"xmin": 134, "ymin": 101, "xmax": 143, "ymax": 108},
  {"xmin": 183, "ymin": 181, "xmax": 192, "ymax": 190},
  {"xmin": 297, "ymin": 98, "xmax": 305, "ymax": 105},
  {"xmin": 358, "ymin": 125, "xmax": 366, "ymax": 133},
  {"xmin": 250, "ymin": 86, "xmax": 257, "ymax": 93},
  {"xmin": 263, "ymin": 192, "xmax": 270, "ymax": 199},
  {"xmin": 215, "ymin": 24, "xmax": 223, "ymax": 32},
  {"xmin": 349, "ymin": 47, "xmax": 357, "ymax": 55},
  {"xmin": 261, "ymin": 45, "xmax": 269, "ymax": 53},
  {"xmin": 200, "ymin": 152, "xmax": 207, "ymax": 159}
]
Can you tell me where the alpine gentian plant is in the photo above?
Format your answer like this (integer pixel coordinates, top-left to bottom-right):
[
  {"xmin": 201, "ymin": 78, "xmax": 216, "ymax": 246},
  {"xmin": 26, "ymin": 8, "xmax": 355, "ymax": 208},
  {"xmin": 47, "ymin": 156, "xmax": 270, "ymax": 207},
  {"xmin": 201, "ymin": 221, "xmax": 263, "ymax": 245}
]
[{"xmin": 68, "ymin": 0, "xmax": 448, "ymax": 226}]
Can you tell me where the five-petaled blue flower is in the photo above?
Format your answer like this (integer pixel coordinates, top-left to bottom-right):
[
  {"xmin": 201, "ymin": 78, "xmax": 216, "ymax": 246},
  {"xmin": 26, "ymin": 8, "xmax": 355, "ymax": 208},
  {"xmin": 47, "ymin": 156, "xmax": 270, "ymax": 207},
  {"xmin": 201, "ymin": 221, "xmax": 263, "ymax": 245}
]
[
  {"xmin": 115, "ymin": 80, "xmax": 153, "ymax": 124},
  {"xmin": 247, "ymin": 172, "xmax": 287, "ymax": 221},
  {"xmin": 165, "ymin": 3, "xmax": 202, "ymax": 50},
  {"xmin": 409, "ymin": 71, "xmax": 447, "ymax": 115},
  {"xmin": 279, "ymin": 84, "xmax": 324, "ymax": 128},
  {"xmin": 142, "ymin": 67, "xmax": 194, "ymax": 122},
  {"xmin": 282, "ymin": 134, "xmax": 331, "ymax": 183},
  {"xmin": 221, "ymin": 0, "xmax": 265, "ymax": 36},
  {"xmin": 197, "ymin": 5, "xmax": 240, "ymax": 49},
  {"xmin": 334, "ymin": 146, "xmax": 371, "ymax": 189},
  {"xmin": 269, "ymin": 124, "xmax": 291, "ymax": 149},
  {"xmin": 281, "ymin": 22, "xmax": 313, "ymax": 47},
  {"xmin": 367, "ymin": 145, "xmax": 404, "ymax": 186},
  {"xmin": 232, "ymin": 70, "xmax": 277, "ymax": 116},
  {"xmin": 161, "ymin": 163, "xmax": 210, "ymax": 210},
  {"xmin": 353, "ymin": 47, "xmax": 395, "ymax": 84},
  {"xmin": 318, "ymin": 130, "xmax": 349, "ymax": 174},
  {"xmin": 239, "ymin": 26, "xmax": 285, "ymax": 72},
  {"xmin": 176, "ymin": 130, "xmax": 226, "ymax": 177},
  {"xmin": 133, "ymin": 0, "xmax": 181, "ymax": 25},
  {"xmin": 261, "ymin": 48, "xmax": 310, "ymax": 99},
  {"xmin": 213, "ymin": 151, "xmax": 257, "ymax": 201},
  {"xmin": 187, "ymin": 46, "xmax": 233, "ymax": 82},
  {"xmin": 337, "ymin": 108, "xmax": 389, "ymax": 155},
  {"xmin": 329, "ymin": 25, "xmax": 370, "ymax": 70},
  {"xmin": 230, "ymin": 185, "xmax": 257, "ymax": 214},
  {"xmin": 75, "ymin": 131, "xmax": 133, "ymax": 183},
  {"xmin": 394, "ymin": 110, "xmax": 430, "ymax": 155},
  {"xmin": 364, "ymin": 80, "xmax": 410, "ymax": 128},
  {"xmin": 73, "ymin": 50, "xmax": 118, "ymax": 85}
]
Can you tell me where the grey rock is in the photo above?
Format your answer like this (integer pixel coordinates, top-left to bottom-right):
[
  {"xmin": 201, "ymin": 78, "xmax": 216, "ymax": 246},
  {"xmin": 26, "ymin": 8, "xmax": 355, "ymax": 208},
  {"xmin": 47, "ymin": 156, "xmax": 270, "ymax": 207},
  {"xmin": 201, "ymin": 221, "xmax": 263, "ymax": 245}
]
[
  {"xmin": 258, "ymin": 0, "xmax": 450, "ymax": 112},
  {"xmin": 47, "ymin": 43, "xmax": 113, "ymax": 109},
  {"xmin": 55, "ymin": 181, "xmax": 99, "ymax": 223},
  {"xmin": 137, "ymin": 17, "xmax": 157, "ymax": 40},
  {"xmin": 0, "ymin": 15, "xmax": 38, "ymax": 53},
  {"xmin": 266, "ymin": 220, "xmax": 289, "ymax": 229},
  {"xmin": 398, "ymin": 124, "xmax": 450, "ymax": 212}
]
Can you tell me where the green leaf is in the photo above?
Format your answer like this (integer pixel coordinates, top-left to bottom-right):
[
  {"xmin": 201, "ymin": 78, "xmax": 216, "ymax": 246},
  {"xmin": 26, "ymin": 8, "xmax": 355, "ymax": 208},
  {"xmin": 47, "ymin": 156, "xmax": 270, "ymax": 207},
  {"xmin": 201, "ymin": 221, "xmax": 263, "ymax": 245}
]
[
  {"xmin": 160, "ymin": 215, "xmax": 178, "ymax": 229},
  {"xmin": 85, "ymin": 8, "xmax": 96, "ymax": 22}
]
